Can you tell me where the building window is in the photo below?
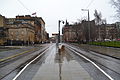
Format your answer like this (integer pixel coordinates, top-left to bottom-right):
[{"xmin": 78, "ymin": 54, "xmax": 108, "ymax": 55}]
[
  {"xmin": 16, "ymin": 38, "xmax": 19, "ymax": 40},
  {"xmin": 21, "ymin": 31, "xmax": 24, "ymax": 34},
  {"xmin": 16, "ymin": 31, "xmax": 19, "ymax": 39},
  {"xmin": 11, "ymin": 32, "xmax": 13, "ymax": 35},
  {"xmin": 16, "ymin": 32, "xmax": 19, "ymax": 35}
]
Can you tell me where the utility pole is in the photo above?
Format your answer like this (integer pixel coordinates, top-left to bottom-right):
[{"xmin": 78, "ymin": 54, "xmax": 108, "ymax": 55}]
[
  {"xmin": 81, "ymin": 9, "xmax": 90, "ymax": 42},
  {"xmin": 58, "ymin": 20, "xmax": 64, "ymax": 44},
  {"xmin": 88, "ymin": 10, "xmax": 90, "ymax": 42},
  {"xmin": 58, "ymin": 20, "xmax": 61, "ymax": 44}
]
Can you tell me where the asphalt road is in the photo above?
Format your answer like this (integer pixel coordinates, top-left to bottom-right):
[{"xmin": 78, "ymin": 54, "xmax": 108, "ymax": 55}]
[{"xmin": 0, "ymin": 44, "xmax": 51, "ymax": 80}]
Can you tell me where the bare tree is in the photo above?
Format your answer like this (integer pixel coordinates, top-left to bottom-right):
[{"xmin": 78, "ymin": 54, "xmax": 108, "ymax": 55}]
[
  {"xmin": 94, "ymin": 10, "xmax": 103, "ymax": 41},
  {"xmin": 111, "ymin": 0, "xmax": 120, "ymax": 19},
  {"xmin": 94, "ymin": 9, "xmax": 102, "ymax": 25},
  {"xmin": 102, "ymin": 19, "xmax": 107, "ymax": 24}
]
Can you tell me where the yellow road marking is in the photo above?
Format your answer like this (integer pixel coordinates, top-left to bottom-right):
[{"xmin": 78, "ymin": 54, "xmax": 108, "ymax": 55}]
[{"xmin": 0, "ymin": 48, "xmax": 35, "ymax": 62}]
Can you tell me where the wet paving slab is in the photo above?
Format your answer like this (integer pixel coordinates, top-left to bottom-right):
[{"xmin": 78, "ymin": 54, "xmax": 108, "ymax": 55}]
[
  {"xmin": 72, "ymin": 44, "xmax": 120, "ymax": 59},
  {"xmin": 66, "ymin": 43, "xmax": 120, "ymax": 80},
  {"xmin": 16, "ymin": 44, "xmax": 93, "ymax": 80}
]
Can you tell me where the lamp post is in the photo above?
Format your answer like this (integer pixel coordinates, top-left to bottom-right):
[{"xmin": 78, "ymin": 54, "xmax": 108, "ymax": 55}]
[
  {"xmin": 58, "ymin": 20, "xmax": 64, "ymax": 44},
  {"xmin": 81, "ymin": 9, "xmax": 90, "ymax": 42}
]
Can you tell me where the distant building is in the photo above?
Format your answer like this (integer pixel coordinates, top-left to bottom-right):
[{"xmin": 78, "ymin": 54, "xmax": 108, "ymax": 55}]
[
  {"xmin": 45, "ymin": 32, "xmax": 49, "ymax": 43},
  {"xmin": 7, "ymin": 22, "xmax": 35, "ymax": 45},
  {"xmin": 50, "ymin": 33, "xmax": 58, "ymax": 43},
  {"xmin": 81, "ymin": 20, "xmax": 96, "ymax": 42},
  {"xmin": 62, "ymin": 20, "xmax": 96, "ymax": 43},
  {"xmin": 62, "ymin": 19, "xmax": 120, "ymax": 43},
  {"xmin": 62, "ymin": 24, "xmax": 78, "ymax": 42},
  {"xmin": 15, "ymin": 15, "xmax": 46, "ymax": 43},
  {"xmin": 105, "ymin": 24, "xmax": 117, "ymax": 40},
  {"xmin": 95, "ymin": 24, "xmax": 106, "ymax": 41},
  {"xmin": 6, "ymin": 15, "xmax": 48, "ymax": 45},
  {"xmin": 115, "ymin": 22, "xmax": 120, "ymax": 38},
  {"xmin": 0, "ymin": 14, "xmax": 6, "ymax": 27},
  {"xmin": 0, "ymin": 27, "xmax": 8, "ymax": 45},
  {"xmin": 0, "ymin": 14, "xmax": 48, "ymax": 45},
  {"xmin": 0, "ymin": 15, "xmax": 8, "ymax": 45}
]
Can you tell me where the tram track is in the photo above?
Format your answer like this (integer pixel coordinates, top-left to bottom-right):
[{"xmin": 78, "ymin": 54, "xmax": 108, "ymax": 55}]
[
  {"xmin": 65, "ymin": 44, "xmax": 120, "ymax": 80},
  {"xmin": 12, "ymin": 46, "xmax": 50, "ymax": 80},
  {"xmin": 0, "ymin": 46, "xmax": 50, "ymax": 80}
]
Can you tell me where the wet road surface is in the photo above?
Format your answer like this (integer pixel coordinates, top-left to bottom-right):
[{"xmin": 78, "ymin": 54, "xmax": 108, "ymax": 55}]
[
  {"xmin": 15, "ymin": 44, "xmax": 93, "ymax": 80},
  {"xmin": 72, "ymin": 43, "xmax": 120, "ymax": 59},
  {"xmin": 2, "ymin": 43, "xmax": 120, "ymax": 80},
  {"xmin": 66, "ymin": 43, "xmax": 120, "ymax": 80},
  {"xmin": 0, "ymin": 44, "xmax": 48, "ymax": 60},
  {"xmin": 0, "ymin": 44, "xmax": 50, "ymax": 80}
]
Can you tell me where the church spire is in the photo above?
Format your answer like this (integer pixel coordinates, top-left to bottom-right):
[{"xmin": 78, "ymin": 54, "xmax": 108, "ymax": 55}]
[{"xmin": 65, "ymin": 19, "xmax": 69, "ymax": 25}]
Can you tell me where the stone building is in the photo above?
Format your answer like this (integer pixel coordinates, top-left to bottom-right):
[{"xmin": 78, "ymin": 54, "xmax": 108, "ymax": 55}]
[
  {"xmin": 81, "ymin": 20, "xmax": 96, "ymax": 42},
  {"xmin": 38, "ymin": 17, "xmax": 46, "ymax": 43},
  {"xmin": 95, "ymin": 24, "xmax": 106, "ymax": 41},
  {"xmin": 105, "ymin": 24, "xmax": 117, "ymax": 40},
  {"xmin": 0, "ymin": 15, "xmax": 8, "ymax": 45},
  {"xmin": 6, "ymin": 15, "xmax": 48, "ymax": 45},
  {"xmin": 0, "ymin": 14, "xmax": 48, "ymax": 45},
  {"xmin": 0, "ymin": 14, "xmax": 6, "ymax": 26},
  {"xmin": 62, "ymin": 24, "xmax": 77, "ymax": 42},
  {"xmin": 7, "ymin": 22, "xmax": 35, "ymax": 45},
  {"xmin": 0, "ymin": 27, "xmax": 8, "ymax": 45},
  {"xmin": 115, "ymin": 22, "xmax": 120, "ymax": 39},
  {"xmin": 62, "ymin": 19, "xmax": 119, "ymax": 43},
  {"xmin": 95, "ymin": 23, "xmax": 117, "ymax": 41},
  {"xmin": 62, "ymin": 20, "xmax": 96, "ymax": 43},
  {"xmin": 50, "ymin": 33, "xmax": 58, "ymax": 43}
]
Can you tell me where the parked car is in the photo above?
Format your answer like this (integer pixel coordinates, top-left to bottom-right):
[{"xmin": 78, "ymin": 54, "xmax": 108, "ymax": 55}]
[
  {"xmin": 104, "ymin": 39, "xmax": 111, "ymax": 41},
  {"xmin": 117, "ymin": 39, "xmax": 120, "ymax": 41}
]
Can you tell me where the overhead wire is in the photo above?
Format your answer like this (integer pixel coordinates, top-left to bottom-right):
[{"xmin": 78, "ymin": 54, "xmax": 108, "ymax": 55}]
[
  {"xmin": 17, "ymin": 0, "xmax": 31, "ymax": 14},
  {"xmin": 80, "ymin": 0, "xmax": 95, "ymax": 21},
  {"xmin": 86, "ymin": 0, "xmax": 95, "ymax": 8}
]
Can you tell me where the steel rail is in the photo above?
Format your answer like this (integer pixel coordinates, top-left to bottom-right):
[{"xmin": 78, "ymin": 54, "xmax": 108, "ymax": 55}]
[
  {"xmin": 66, "ymin": 45, "xmax": 114, "ymax": 80},
  {"xmin": 12, "ymin": 46, "xmax": 50, "ymax": 80}
]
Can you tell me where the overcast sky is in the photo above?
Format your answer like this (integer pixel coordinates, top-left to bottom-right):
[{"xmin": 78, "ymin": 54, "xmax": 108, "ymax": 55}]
[{"xmin": 0, "ymin": 0, "xmax": 117, "ymax": 36}]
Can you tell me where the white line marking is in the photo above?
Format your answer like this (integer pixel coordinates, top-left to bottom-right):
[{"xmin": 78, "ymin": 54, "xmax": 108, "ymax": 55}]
[
  {"xmin": 12, "ymin": 48, "xmax": 49, "ymax": 80},
  {"xmin": 67, "ymin": 45, "xmax": 114, "ymax": 80}
]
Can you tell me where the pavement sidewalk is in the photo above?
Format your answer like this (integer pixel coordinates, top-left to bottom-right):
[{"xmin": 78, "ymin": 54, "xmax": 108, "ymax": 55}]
[{"xmin": 73, "ymin": 44, "xmax": 120, "ymax": 59}]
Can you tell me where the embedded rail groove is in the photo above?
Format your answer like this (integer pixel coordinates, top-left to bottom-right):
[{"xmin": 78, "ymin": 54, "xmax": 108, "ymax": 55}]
[
  {"xmin": 0, "ymin": 46, "xmax": 49, "ymax": 80},
  {"xmin": 12, "ymin": 46, "xmax": 50, "ymax": 80},
  {"xmin": 71, "ymin": 44, "xmax": 120, "ymax": 60},
  {"xmin": 66, "ymin": 44, "xmax": 114, "ymax": 80}
]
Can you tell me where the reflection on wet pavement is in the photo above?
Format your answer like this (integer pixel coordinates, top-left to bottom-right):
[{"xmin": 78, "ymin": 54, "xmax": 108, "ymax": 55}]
[
  {"xmin": 76, "ymin": 44, "xmax": 120, "ymax": 59},
  {"xmin": 32, "ymin": 45, "xmax": 93, "ymax": 80}
]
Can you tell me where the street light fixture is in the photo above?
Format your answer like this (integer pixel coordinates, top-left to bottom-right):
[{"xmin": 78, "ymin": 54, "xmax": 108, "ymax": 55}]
[
  {"xmin": 81, "ymin": 9, "xmax": 90, "ymax": 21},
  {"xmin": 58, "ymin": 20, "xmax": 64, "ymax": 44},
  {"xmin": 81, "ymin": 9, "xmax": 90, "ymax": 42}
]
